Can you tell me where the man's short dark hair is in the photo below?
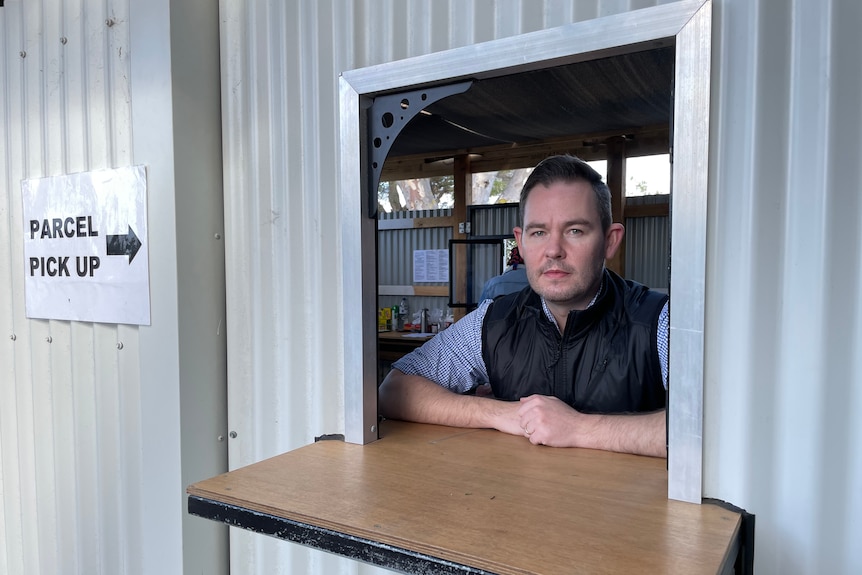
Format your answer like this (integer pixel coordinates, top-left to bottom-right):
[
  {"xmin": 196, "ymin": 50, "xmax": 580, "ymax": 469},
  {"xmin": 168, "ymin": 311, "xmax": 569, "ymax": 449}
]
[{"xmin": 519, "ymin": 155, "xmax": 613, "ymax": 232}]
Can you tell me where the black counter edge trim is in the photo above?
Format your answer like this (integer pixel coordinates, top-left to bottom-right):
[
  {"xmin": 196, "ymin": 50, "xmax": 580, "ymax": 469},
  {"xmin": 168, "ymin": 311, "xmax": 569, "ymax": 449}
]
[
  {"xmin": 703, "ymin": 497, "xmax": 755, "ymax": 575},
  {"xmin": 188, "ymin": 495, "xmax": 496, "ymax": 575}
]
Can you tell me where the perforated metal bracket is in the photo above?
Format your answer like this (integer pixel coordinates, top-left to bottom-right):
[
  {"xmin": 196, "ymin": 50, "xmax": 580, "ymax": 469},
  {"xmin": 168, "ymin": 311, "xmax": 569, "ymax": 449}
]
[{"xmin": 367, "ymin": 81, "xmax": 472, "ymax": 217}]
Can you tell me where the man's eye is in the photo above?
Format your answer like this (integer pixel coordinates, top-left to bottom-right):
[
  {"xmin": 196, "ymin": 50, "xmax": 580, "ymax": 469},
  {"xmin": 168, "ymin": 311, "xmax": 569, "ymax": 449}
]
[
  {"xmin": 567, "ymin": 228, "xmax": 582, "ymax": 235},
  {"xmin": 531, "ymin": 230, "xmax": 545, "ymax": 237}
]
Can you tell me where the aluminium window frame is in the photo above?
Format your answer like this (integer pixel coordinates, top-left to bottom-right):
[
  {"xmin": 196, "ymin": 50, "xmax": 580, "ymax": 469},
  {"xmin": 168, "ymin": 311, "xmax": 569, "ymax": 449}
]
[{"xmin": 339, "ymin": 0, "xmax": 711, "ymax": 503}]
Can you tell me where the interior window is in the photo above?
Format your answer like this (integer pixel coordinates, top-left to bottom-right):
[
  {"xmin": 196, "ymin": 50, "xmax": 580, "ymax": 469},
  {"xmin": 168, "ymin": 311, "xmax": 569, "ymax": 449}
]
[
  {"xmin": 626, "ymin": 154, "xmax": 671, "ymax": 197},
  {"xmin": 470, "ymin": 169, "xmax": 531, "ymax": 205},
  {"xmin": 378, "ymin": 176, "xmax": 455, "ymax": 212}
]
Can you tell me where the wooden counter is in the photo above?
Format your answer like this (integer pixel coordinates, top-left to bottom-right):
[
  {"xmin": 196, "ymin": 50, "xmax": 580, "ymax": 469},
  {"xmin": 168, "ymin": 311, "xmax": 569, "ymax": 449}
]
[{"xmin": 187, "ymin": 421, "xmax": 743, "ymax": 574}]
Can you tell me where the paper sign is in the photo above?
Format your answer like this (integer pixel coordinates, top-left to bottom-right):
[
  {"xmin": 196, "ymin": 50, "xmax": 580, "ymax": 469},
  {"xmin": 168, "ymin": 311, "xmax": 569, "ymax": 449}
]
[
  {"xmin": 21, "ymin": 165, "xmax": 151, "ymax": 325},
  {"xmin": 412, "ymin": 249, "xmax": 449, "ymax": 283}
]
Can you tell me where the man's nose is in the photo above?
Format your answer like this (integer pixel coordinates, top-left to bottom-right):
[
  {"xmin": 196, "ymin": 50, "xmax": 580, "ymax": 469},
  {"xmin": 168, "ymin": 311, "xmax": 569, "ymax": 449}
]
[{"xmin": 544, "ymin": 234, "xmax": 565, "ymax": 258}]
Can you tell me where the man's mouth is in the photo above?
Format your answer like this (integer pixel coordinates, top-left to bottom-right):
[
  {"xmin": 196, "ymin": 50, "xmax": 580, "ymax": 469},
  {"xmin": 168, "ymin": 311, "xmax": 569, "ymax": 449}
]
[{"xmin": 542, "ymin": 268, "xmax": 571, "ymax": 279}]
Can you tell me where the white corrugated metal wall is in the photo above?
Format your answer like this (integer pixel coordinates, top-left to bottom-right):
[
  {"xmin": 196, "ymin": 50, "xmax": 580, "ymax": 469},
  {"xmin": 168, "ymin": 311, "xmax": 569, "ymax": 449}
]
[
  {"xmin": 705, "ymin": 0, "xmax": 862, "ymax": 572},
  {"xmin": 222, "ymin": 0, "xmax": 861, "ymax": 574},
  {"xmin": 0, "ymin": 2, "xmax": 148, "ymax": 573},
  {"xmin": 1, "ymin": 0, "xmax": 226, "ymax": 574}
]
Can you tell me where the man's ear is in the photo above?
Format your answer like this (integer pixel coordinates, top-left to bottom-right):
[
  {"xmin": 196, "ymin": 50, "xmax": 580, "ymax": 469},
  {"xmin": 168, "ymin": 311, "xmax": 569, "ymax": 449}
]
[
  {"xmin": 604, "ymin": 223, "xmax": 625, "ymax": 259},
  {"xmin": 513, "ymin": 226, "xmax": 523, "ymax": 251}
]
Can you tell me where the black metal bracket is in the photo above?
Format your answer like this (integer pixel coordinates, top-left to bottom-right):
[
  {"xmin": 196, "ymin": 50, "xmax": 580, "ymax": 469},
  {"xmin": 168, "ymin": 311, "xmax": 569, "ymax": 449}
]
[{"xmin": 366, "ymin": 81, "xmax": 472, "ymax": 218}]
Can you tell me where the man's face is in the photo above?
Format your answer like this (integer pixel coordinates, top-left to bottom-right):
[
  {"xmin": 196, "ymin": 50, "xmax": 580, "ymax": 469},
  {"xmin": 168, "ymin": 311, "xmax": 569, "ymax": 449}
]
[{"xmin": 513, "ymin": 180, "xmax": 622, "ymax": 313}]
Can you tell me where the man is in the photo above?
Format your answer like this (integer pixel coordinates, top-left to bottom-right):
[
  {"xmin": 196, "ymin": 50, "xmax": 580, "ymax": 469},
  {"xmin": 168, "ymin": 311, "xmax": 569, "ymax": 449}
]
[
  {"xmin": 379, "ymin": 155, "xmax": 669, "ymax": 457},
  {"xmin": 479, "ymin": 246, "xmax": 530, "ymax": 302}
]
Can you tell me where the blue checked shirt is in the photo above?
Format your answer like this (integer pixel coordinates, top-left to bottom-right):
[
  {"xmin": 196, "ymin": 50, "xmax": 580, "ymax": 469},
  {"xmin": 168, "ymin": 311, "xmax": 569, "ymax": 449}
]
[{"xmin": 393, "ymin": 293, "xmax": 670, "ymax": 394}]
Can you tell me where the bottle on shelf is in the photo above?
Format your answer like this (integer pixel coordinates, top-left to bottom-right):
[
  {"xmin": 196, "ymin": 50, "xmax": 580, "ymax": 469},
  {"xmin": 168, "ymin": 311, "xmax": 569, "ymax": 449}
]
[{"xmin": 398, "ymin": 297, "xmax": 409, "ymax": 331}]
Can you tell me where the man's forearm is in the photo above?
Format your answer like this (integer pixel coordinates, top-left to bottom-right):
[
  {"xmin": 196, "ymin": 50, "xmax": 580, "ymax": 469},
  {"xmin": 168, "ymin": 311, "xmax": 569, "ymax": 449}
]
[
  {"xmin": 580, "ymin": 409, "xmax": 667, "ymax": 458},
  {"xmin": 378, "ymin": 369, "xmax": 516, "ymax": 431},
  {"xmin": 380, "ymin": 371, "xmax": 667, "ymax": 457}
]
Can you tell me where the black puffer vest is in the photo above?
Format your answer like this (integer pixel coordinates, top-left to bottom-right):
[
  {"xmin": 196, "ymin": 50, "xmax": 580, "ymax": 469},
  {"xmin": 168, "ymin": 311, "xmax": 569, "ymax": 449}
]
[{"xmin": 481, "ymin": 269, "xmax": 667, "ymax": 414}]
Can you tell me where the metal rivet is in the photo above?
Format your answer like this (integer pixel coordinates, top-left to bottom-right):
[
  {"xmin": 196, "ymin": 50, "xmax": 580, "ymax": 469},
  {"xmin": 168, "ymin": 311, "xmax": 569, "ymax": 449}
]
[
  {"xmin": 214, "ymin": 233, "xmax": 221, "ymax": 240},
  {"xmin": 217, "ymin": 435, "xmax": 224, "ymax": 442},
  {"xmin": 60, "ymin": 37, "xmax": 68, "ymax": 45},
  {"xmin": 229, "ymin": 431, "xmax": 237, "ymax": 439},
  {"xmin": 370, "ymin": 425, "xmax": 377, "ymax": 433},
  {"xmin": 106, "ymin": 18, "xmax": 115, "ymax": 27},
  {"xmin": 9, "ymin": 334, "xmax": 16, "ymax": 341},
  {"xmin": 46, "ymin": 336, "xmax": 53, "ymax": 343},
  {"xmin": 116, "ymin": 342, "xmax": 124, "ymax": 350},
  {"xmin": 20, "ymin": 51, "xmax": 26, "ymax": 58}
]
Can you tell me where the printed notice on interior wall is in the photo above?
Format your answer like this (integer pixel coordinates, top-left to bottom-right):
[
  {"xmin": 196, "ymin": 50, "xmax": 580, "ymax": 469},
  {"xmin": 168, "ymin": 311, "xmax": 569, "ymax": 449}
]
[
  {"xmin": 21, "ymin": 165, "xmax": 151, "ymax": 325},
  {"xmin": 412, "ymin": 249, "xmax": 449, "ymax": 283}
]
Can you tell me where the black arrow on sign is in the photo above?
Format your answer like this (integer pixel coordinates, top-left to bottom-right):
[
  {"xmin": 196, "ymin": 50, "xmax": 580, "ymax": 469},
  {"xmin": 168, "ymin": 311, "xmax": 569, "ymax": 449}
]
[{"xmin": 106, "ymin": 225, "xmax": 142, "ymax": 264}]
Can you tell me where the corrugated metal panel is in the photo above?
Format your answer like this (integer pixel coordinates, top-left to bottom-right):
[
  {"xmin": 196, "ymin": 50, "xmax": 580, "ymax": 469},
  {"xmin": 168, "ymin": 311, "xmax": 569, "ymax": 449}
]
[
  {"xmin": 625, "ymin": 215, "xmax": 670, "ymax": 289},
  {"xmin": 0, "ymin": 2, "xmax": 144, "ymax": 574},
  {"xmin": 220, "ymin": 0, "xmax": 359, "ymax": 571},
  {"xmin": 704, "ymin": 0, "xmax": 862, "ymax": 572},
  {"xmin": 377, "ymin": 209, "xmax": 452, "ymax": 315},
  {"xmin": 1, "ymin": 0, "xmax": 226, "ymax": 574},
  {"xmin": 470, "ymin": 203, "xmax": 520, "ymax": 237},
  {"xmin": 378, "ymin": 209, "xmax": 452, "ymax": 285},
  {"xmin": 625, "ymin": 197, "xmax": 671, "ymax": 289}
]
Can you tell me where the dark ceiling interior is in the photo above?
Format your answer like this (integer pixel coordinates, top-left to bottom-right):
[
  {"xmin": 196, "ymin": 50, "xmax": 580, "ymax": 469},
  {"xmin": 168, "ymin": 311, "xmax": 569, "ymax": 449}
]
[{"xmin": 385, "ymin": 46, "xmax": 675, "ymax": 159}]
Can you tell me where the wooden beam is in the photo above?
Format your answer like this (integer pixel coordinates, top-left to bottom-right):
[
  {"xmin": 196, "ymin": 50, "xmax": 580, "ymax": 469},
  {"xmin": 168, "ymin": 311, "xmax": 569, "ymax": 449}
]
[
  {"xmin": 413, "ymin": 286, "xmax": 450, "ymax": 297},
  {"xmin": 625, "ymin": 202, "xmax": 669, "ymax": 219},
  {"xmin": 605, "ymin": 137, "xmax": 626, "ymax": 276},
  {"xmin": 452, "ymin": 156, "xmax": 470, "ymax": 321},
  {"xmin": 379, "ymin": 285, "xmax": 450, "ymax": 297}
]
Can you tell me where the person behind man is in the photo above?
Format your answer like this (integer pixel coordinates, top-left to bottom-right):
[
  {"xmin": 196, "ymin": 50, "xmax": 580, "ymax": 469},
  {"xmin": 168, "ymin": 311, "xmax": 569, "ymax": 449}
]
[
  {"xmin": 378, "ymin": 154, "xmax": 669, "ymax": 458},
  {"xmin": 479, "ymin": 246, "xmax": 530, "ymax": 302}
]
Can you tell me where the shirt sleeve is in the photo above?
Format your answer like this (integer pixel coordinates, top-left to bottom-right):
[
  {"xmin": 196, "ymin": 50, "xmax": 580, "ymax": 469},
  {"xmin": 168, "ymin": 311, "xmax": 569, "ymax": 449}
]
[
  {"xmin": 657, "ymin": 300, "xmax": 669, "ymax": 390},
  {"xmin": 391, "ymin": 300, "xmax": 492, "ymax": 394}
]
